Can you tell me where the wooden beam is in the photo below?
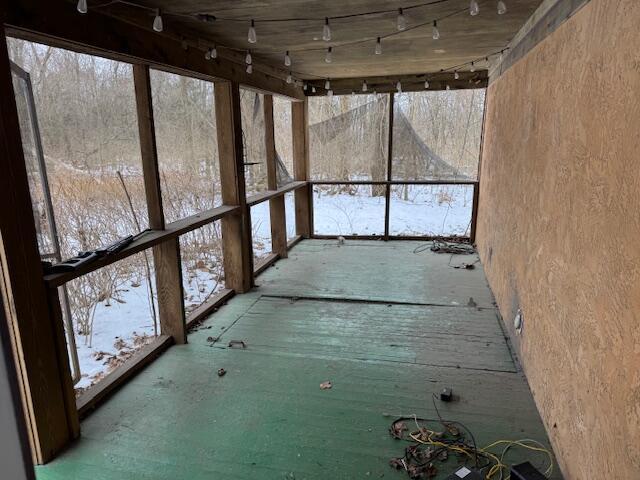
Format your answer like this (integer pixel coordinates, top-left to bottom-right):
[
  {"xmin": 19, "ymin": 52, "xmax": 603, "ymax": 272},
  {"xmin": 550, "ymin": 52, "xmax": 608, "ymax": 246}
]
[
  {"xmin": 44, "ymin": 287, "xmax": 80, "ymax": 441},
  {"xmin": 384, "ymin": 93, "xmax": 394, "ymax": 240},
  {"xmin": 471, "ymin": 92, "xmax": 488, "ymax": 244},
  {"xmin": 43, "ymin": 205, "xmax": 240, "ymax": 288},
  {"xmin": 0, "ymin": 284, "xmax": 35, "ymax": 480},
  {"xmin": 133, "ymin": 64, "xmax": 186, "ymax": 344},
  {"xmin": 0, "ymin": 24, "xmax": 77, "ymax": 463},
  {"xmin": 305, "ymin": 71, "xmax": 488, "ymax": 96},
  {"xmin": 292, "ymin": 99, "xmax": 312, "ymax": 237},
  {"xmin": 245, "ymin": 181, "xmax": 307, "ymax": 207},
  {"xmin": 264, "ymin": 95, "xmax": 288, "ymax": 258},
  {"xmin": 215, "ymin": 82, "xmax": 253, "ymax": 292},
  {"xmin": 5, "ymin": 0, "xmax": 304, "ymax": 100}
]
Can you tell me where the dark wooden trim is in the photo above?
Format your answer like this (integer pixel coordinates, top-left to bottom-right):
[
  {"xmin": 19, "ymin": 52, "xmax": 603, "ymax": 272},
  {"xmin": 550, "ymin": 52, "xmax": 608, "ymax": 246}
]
[
  {"xmin": 134, "ymin": 64, "xmax": 186, "ymax": 344},
  {"xmin": 470, "ymin": 183, "xmax": 480, "ymax": 243},
  {"xmin": 216, "ymin": 82, "xmax": 254, "ymax": 292},
  {"xmin": 44, "ymin": 288, "xmax": 80, "ymax": 441},
  {"xmin": 5, "ymin": 0, "xmax": 303, "ymax": 100},
  {"xmin": 76, "ymin": 335, "xmax": 173, "ymax": 418},
  {"xmin": 185, "ymin": 288, "xmax": 236, "ymax": 330},
  {"xmin": 44, "ymin": 205, "xmax": 240, "ymax": 288},
  {"xmin": 254, "ymin": 252, "xmax": 280, "ymax": 276},
  {"xmin": 310, "ymin": 180, "xmax": 478, "ymax": 186},
  {"xmin": 246, "ymin": 181, "xmax": 307, "ymax": 207},
  {"xmin": 287, "ymin": 234, "xmax": 304, "ymax": 250},
  {"xmin": 384, "ymin": 93, "xmax": 394, "ymax": 240},
  {"xmin": 305, "ymin": 71, "xmax": 488, "ymax": 96},
  {"xmin": 0, "ymin": 25, "xmax": 77, "ymax": 463},
  {"xmin": 470, "ymin": 91, "xmax": 488, "ymax": 243},
  {"xmin": 0, "ymin": 284, "xmax": 35, "ymax": 480}
]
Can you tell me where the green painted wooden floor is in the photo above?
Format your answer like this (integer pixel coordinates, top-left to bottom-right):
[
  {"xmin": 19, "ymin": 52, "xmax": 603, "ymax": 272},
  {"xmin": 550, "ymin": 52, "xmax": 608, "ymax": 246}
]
[{"xmin": 37, "ymin": 240, "xmax": 561, "ymax": 480}]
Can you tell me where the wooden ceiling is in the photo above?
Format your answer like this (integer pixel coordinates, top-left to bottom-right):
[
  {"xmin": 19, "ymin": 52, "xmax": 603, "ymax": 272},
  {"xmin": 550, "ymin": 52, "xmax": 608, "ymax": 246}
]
[{"xmin": 95, "ymin": 0, "xmax": 543, "ymax": 80}]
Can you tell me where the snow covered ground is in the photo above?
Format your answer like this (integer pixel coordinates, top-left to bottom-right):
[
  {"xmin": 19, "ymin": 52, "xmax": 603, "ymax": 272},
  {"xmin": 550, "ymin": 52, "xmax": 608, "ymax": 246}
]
[
  {"xmin": 74, "ymin": 184, "xmax": 471, "ymax": 391},
  {"xmin": 74, "ymin": 264, "xmax": 225, "ymax": 390},
  {"xmin": 313, "ymin": 184, "xmax": 473, "ymax": 236}
]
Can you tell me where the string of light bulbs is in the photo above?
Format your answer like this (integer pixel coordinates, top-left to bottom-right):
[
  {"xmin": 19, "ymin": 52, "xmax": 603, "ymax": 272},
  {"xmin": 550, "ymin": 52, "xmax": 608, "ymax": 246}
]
[
  {"xmin": 308, "ymin": 46, "xmax": 508, "ymax": 97},
  {"xmin": 74, "ymin": 0, "xmax": 509, "ymax": 88}
]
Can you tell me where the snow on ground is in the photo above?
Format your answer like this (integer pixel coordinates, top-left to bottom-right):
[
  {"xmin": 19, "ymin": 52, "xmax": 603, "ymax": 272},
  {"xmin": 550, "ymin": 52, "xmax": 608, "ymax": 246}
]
[
  {"xmin": 74, "ymin": 184, "xmax": 471, "ymax": 390},
  {"xmin": 312, "ymin": 184, "xmax": 472, "ymax": 236},
  {"xmin": 74, "ymin": 277, "xmax": 157, "ymax": 389},
  {"xmin": 75, "ymin": 265, "xmax": 224, "ymax": 390}
]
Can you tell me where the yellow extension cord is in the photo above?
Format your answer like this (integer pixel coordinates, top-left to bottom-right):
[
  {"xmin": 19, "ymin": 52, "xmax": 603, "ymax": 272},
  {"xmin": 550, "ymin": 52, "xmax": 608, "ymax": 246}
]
[{"xmin": 408, "ymin": 430, "xmax": 553, "ymax": 480}]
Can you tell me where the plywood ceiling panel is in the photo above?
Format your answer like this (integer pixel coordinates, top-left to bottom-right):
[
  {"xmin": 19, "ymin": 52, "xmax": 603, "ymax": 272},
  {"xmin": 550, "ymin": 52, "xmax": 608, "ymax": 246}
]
[{"xmin": 94, "ymin": 0, "xmax": 542, "ymax": 80}]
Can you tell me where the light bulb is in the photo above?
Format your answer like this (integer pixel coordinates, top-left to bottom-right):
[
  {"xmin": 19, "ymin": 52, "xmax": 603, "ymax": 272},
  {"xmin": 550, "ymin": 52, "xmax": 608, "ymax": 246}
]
[
  {"xmin": 470, "ymin": 0, "xmax": 480, "ymax": 16},
  {"xmin": 470, "ymin": 61, "xmax": 475, "ymax": 72},
  {"xmin": 375, "ymin": 37, "xmax": 382, "ymax": 55},
  {"xmin": 211, "ymin": 46, "xmax": 217, "ymax": 59},
  {"xmin": 328, "ymin": 89, "xmax": 333, "ymax": 97},
  {"xmin": 312, "ymin": 86, "xmax": 317, "ymax": 93},
  {"xmin": 325, "ymin": 47, "xmax": 332, "ymax": 63},
  {"xmin": 245, "ymin": 51, "xmax": 252, "ymax": 64},
  {"xmin": 424, "ymin": 79, "xmax": 429, "ymax": 89},
  {"xmin": 325, "ymin": 79, "xmax": 330, "ymax": 90},
  {"xmin": 286, "ymin": 73, "xmax": 292, "ymax": 84},
  {"xmin": 246, "ymin": 64, "xmax": 253, "ymax": 74},
  {"xmin": 362, "ymin": 80, "xmax": 368, "ymax": 92},
  {"xmin": 432, "ymin": 21, "xmax": 440, "ymax": 40},
  {"xmin": 454, "ymin": 71, "xmax": 459, "ymax": 80},
  {"xmin": 205, "ymin": 49, "xmax": 211, "ymax": 60},
  {"xmin": 397, "ymin": 8, "xmax": 407, "ymax": 31},
  {"xmin": 303, "ymin": 82, "xmax": 308, "ymax": 91},
  {"xmin": 77, "ymin": 0, "xmax": 87, "ymax": 14},
  {"xmin": 153, "ymin": 9, "xmax": 163, "ymax": 32},
  {"xmin": 284, "ymin": 51, "xmax": 291, "ymax": 67},
  {"xmin": 396, "ymin": 81, "xmax": 402, "ymax": 93},
  {"xmin": 497, "ymin": 1, "xmax": 507, "ymax": 14},
  {"xmin": 322, "ymin": 17, "xmax": 331, "ymax": 41},
  {"xmin": 248, "ymin": 19, "xmax": 257, "ymax": 43}
]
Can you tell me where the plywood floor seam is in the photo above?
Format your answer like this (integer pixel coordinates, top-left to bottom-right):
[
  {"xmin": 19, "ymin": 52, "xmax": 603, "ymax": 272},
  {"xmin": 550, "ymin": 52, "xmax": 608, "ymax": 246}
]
[{"xmin": 36, "ymin": 240, "xmax": 561, "ymax": 480}]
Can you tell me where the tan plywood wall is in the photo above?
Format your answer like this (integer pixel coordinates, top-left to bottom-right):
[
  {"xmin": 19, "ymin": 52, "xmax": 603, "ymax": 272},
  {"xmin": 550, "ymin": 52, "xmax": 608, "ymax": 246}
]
[{"xmin": 476, "ymin": 0, "xmax": 640, "ymax": 477}]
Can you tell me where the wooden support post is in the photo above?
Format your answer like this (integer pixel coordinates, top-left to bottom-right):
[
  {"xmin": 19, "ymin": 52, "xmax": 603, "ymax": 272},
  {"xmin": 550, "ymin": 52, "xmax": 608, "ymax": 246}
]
[
  {"xmin": 292, "ymin": 99, "xmax": 311, "ymax": 237},
  {"xmin": 215, "ymin": 81, "xmax": 253, "ymax": 292},
  {"xmin": 133, "ymin": 64, "xmax": 187, "ymax": 344},
  {"xmin": 470, "ymin": 92, "xmax": 488, "ymax": 244},
  {"xmin": 264, "ymin": 95, "xmax": 288, "ymax": 258},
  {"xmin": 384, "ymin": 93, "xmax": 395, "ymax": 240},
  {"xmin": 0, "ymin": 282, "xmax": 36, "ymax": 480},
  {"xmin": 0, "ymin": 24, "xmax": 78, "ymax": 463}
]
